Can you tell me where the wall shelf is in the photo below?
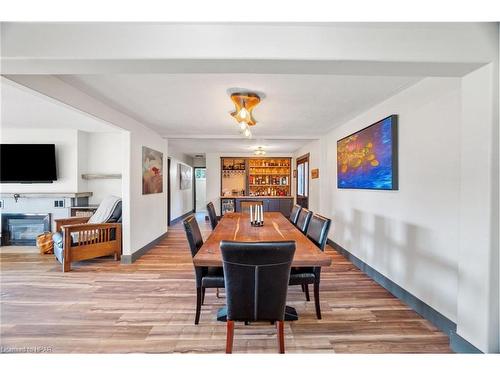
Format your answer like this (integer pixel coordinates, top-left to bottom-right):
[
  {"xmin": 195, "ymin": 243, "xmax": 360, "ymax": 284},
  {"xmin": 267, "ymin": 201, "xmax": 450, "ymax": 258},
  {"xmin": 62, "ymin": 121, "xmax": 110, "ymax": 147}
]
[
  {"xmin": 0, "ymin": 192, "xmax": 93, "ymax": 199},
  {"xmin": 81, "ymin": 174, "xmax": 122, "ymax": 180}
]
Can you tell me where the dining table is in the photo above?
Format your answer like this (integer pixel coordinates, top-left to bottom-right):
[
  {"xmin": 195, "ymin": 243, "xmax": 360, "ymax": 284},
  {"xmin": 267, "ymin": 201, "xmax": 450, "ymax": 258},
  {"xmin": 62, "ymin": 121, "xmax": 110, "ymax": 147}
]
[{"xmin": 193, "ymin": 211, "xmax": 332, "ymax": 321}]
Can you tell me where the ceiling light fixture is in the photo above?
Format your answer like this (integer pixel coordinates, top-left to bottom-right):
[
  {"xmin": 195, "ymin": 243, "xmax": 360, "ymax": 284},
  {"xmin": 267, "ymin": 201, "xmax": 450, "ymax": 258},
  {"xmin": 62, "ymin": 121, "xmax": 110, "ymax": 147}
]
[
  {"xmin": 243, "ymin": 127, "xmax": 252, "ymax": 138},
  {"xmin": 230, "ymin": 92, "xmax": 261, "ymax": 126},
  {"xmin": 254, "ymin": 146, "xmax": 266, "ymax": 155}
]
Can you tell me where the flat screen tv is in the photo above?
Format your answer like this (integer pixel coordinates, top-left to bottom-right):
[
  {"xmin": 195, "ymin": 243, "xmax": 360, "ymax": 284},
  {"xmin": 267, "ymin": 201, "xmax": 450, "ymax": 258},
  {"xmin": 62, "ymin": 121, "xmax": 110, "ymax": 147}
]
[
  {"xmin": 337, "ymin": 115, "xmax": 398, "ymax": 190},
  {"xmin": 0, "ymin": 144, "xmax": 57, "ymax": 183}
]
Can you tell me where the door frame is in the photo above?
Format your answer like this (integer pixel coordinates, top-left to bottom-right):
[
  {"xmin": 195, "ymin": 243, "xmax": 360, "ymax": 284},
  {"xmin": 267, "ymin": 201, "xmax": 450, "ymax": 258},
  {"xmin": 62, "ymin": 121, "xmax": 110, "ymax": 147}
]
[
  {"xmin": 193, "ymin": 167, "xmax": 206, "ymax": 213},
  {"xmin": 167, "ymin": 158, "xmax": 171, "ymax": 226},
  {"xmin": 295, "ymin": 153, "xmax": 310, "ymax": 209}
]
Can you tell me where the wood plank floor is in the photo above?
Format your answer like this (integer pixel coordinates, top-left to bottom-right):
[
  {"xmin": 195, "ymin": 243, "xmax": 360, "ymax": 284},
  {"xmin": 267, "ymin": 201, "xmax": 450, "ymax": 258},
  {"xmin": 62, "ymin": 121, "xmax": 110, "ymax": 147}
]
[{"xmin": 0, "ymin": 216, "xmax": 452, "ymax": 353}]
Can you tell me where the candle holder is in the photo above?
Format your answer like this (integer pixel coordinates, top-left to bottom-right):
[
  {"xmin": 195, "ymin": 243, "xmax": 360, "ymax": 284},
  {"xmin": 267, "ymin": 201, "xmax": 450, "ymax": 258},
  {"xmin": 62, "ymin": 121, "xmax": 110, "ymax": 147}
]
[{"xmin": 249, "ymin": 204, "xmax": 264, "ymax": 227}]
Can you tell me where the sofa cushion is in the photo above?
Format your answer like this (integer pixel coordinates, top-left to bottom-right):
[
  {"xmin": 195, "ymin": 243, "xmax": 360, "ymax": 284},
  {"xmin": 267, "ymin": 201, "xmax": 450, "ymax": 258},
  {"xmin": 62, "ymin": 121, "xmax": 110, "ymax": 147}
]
[
  {"xmin": 107, "ymin": 201, "xmax": 122, "ymax": 223},
  {"xmin": 53, "ymin": 231, "xmax": 64, "ymax": 264}
]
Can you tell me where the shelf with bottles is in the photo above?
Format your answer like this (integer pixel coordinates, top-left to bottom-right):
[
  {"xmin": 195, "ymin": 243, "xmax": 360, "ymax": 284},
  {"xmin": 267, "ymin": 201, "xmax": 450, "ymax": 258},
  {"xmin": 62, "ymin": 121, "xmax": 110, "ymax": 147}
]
[
  {"xmin": 250, "ymin": 186, "xmax": 290, "ymax": 197},
  {"xmin": 248, "ymin": 157, "xmax": 291, "ymax": 197},
  {"xmin": 249, "ymin": 169, "xmax": 290, "ymax": 176},
  {"xmin": 248, "ymin": 158, "xmax": 290, "ymax": 168},
  {"xmin": 249, "ymin": 172, "xmax": 290, "ymax": 175},
  {"xmin": 248, "ymin": 175, "xmax": 289, "ymax": 186}
]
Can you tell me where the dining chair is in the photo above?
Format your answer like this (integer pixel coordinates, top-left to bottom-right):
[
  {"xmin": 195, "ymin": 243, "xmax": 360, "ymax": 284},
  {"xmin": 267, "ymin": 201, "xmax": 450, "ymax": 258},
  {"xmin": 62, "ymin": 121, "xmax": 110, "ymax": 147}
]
[
  {"xmin": 289, "ymin": 213, "xmax": 331, "ymax": 319},
  {"xmin": 183, "ymin": 215, "xmax": 225, "ymax": 324},
  {"xmin": 289, "ymin": 204, "xmax": 301, "ymax": 225},
  {"xmin": 206, "ymin": 202, "xmax": 219, "ymax": 230},
  {"xmin": 295, "ymin": 207, "xmax": 313, "ymax": 234},
  {"xmin": 220, "ymin": 240, "xmax": 296, "ymax": 354}
]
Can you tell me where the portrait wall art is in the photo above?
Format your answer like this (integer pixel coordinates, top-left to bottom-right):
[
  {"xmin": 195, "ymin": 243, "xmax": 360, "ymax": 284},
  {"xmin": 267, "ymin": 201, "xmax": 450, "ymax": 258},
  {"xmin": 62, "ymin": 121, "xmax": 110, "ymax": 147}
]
[
  {"xmin": 179, "ymin": 163, "xmax": 192, "ymax": 190},
  {"xmin": 142, "ymin": 146, "xmax": 163, "ymax": 194},
  {"xmin": 337, "ymin": 115, "xmax": 398, "ymax": 190}
]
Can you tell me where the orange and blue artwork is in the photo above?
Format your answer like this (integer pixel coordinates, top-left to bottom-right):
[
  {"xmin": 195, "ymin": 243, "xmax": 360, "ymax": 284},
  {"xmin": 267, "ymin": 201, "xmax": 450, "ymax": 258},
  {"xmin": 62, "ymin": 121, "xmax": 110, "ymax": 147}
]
[{"xmin": 337, "ymin": 115, "xmax": 398, "ymax": 190}]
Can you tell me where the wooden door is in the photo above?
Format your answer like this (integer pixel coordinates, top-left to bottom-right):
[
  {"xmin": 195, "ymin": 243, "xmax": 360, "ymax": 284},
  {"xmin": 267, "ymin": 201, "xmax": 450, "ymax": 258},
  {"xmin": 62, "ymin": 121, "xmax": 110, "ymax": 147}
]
[{"xmin": 296, "ymin": 154, "xmax": 309, "ymax": 209}]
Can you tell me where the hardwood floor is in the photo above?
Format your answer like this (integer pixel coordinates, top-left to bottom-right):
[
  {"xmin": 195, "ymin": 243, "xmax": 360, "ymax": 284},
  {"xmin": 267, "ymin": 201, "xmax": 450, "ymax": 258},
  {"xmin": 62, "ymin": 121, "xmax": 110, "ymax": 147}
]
[{"xmin": 0, "ymin": 216, "xmax": 452, "ymax": 353}]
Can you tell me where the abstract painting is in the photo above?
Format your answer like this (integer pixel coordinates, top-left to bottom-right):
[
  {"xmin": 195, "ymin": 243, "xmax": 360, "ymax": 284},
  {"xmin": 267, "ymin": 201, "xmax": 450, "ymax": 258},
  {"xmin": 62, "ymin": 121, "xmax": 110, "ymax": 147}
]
[
  {"xmin": 179, "ymin": 163, "xmax": 192, "ymax": 190},
  {"xmin": 142, "ymin": 146, "xmax": 163, "ymax": 194},
  {"xmin": 337, "ymin": 115, "xmax": 398, "ymax": 190}
]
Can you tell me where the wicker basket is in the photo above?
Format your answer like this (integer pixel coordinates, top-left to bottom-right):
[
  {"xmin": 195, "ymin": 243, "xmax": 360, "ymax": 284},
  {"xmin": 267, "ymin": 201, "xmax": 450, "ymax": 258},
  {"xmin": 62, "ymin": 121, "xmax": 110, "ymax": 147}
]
[{"xmin": 36, "ymin": 232, "xmax": 54, "ymax": 255}]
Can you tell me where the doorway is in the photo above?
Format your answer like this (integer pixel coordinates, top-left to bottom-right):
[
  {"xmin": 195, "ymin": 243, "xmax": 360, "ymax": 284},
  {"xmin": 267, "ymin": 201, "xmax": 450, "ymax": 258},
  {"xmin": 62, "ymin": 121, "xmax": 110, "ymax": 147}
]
[
  {"xmin": 296, "ymin": 153, "xmax": 309, "ymax": 209},
  {"xmin": 194, "ymin": 167, "xmax": 207, "ymax": 215},
  {"xmin": 167, "ymin": 158, "xmax": 171, "ymax": 226}
]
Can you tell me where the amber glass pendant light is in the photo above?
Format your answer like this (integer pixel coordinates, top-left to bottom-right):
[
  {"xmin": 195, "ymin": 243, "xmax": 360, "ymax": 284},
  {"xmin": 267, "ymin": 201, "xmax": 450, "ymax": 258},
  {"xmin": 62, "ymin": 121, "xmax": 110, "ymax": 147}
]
[{"xmin": 230, "ymin": 92, "xmax": 261, "ymax": 126}]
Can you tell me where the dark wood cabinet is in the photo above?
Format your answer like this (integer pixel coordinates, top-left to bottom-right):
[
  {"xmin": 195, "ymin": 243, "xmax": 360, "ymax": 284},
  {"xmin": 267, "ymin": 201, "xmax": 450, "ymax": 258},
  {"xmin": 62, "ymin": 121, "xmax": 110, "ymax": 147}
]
[
  {"xmin": 279, "ymin": 198, "xmax": 293, "ymax": 217},
  {"xmin": 232, "ymin": 197, "xmax": 293, "ymax": 217}
]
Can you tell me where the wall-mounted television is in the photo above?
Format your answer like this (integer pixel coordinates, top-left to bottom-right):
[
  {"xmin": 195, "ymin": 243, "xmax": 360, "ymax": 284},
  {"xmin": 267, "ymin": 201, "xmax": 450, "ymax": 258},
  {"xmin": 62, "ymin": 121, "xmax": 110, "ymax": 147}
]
[
  {"xmin": 0, "ymin": 144, "xmax": 57, "ymax": 183},
  {"xmin": 337, "ymin": 115, "xmax": 398, "ymax": 190}
]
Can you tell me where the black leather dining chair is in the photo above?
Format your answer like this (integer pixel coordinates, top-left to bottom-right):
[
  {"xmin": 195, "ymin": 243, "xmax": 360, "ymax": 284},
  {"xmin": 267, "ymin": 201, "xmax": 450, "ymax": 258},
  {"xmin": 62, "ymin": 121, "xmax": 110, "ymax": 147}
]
[
  {"xmin": 220, "ymin": 240, "xmax": 296, "ymax": 354},
  {"xmin": 289, "ymin": 213, "xmax": 331, "ymax": 319},
  {"xmin": 289, "ymin": 204, "xmax": 301, "ymax": 225},
  {"xmin": 295, "ymin": 207, "xmax": 313, "ymax": 234},
  {"xmin": 183, "ymin": 215, "xmax": 225, "ymax": 324},
  {"xmin": 206, "ymin": 202, "xmax": 219, "ymax": 230}
]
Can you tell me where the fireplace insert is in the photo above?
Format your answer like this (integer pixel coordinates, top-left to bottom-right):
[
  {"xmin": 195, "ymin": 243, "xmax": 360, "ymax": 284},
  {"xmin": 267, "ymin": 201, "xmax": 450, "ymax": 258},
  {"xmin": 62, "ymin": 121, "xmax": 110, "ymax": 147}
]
[{"xmin": 1, "ymin": 213, "xmax": 51, "ymax": 246}]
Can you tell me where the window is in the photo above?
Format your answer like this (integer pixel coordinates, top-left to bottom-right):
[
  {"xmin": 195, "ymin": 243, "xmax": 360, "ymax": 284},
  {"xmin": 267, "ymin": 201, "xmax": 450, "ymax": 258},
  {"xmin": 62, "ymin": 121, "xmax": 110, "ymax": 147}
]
[
  {"xmin": 195, "ymin": 168, "xmax": 206, "ymax": 179},
  {"xmin": 297, "ymin": 157, "xmax": 308, "ymax": 197}
]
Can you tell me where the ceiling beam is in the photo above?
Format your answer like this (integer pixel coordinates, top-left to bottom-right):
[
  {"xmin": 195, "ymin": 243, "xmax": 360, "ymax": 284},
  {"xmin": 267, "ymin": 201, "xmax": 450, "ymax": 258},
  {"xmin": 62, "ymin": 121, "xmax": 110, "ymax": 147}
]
[
  {"xmin": 1, "ymin": 59, "xmax": 484, "ymax": 76},
  {"xmin": 2, "ymin": 23, "xmax": 497, "ymax": 76}
]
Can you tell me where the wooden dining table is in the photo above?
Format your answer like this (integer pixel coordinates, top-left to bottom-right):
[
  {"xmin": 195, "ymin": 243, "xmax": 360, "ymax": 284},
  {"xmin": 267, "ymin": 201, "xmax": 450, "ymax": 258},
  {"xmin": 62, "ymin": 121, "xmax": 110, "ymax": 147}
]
[{"xmin": 194, "ymin": 211, "xmax": 332, "ymax": 321}]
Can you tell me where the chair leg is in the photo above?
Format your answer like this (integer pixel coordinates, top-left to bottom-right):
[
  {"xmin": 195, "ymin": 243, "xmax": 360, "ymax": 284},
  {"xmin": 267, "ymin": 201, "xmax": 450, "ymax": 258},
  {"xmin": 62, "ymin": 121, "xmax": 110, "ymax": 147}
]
[
  {"xmin": 114, "ymin": 252, "xmax": 121, "ymax": 261},
  {"xmin": 201, "ymin": 287, "xmax": 206, "ymax": 305},
  {"xmin": 304, "ymin": 283, "xmax": 310, "ymax": 301},
  {"xmin": 216, "ymin": 288, "xmax": 220, "ymax": 298},
  {"xmin": 195, "ymin": 287, "xmax": 202, "ymax": 325},
  {"xmin": 301, "ymin": 284, "xmax": 305, "ymax": 292},
  {"xmin": 277, "ymin": 320, "xmax": 285, "ymax": 354},
  {"xmin": 226, "ymin": 320, "xmax": 235, "ymax": 354},
  {"xmin": 313, "ymin": 281, "xmax": 321, "ymax": 320},
  {"xmin": 62, "ymin": 258, "xmax": 71, "ymax": 272}
]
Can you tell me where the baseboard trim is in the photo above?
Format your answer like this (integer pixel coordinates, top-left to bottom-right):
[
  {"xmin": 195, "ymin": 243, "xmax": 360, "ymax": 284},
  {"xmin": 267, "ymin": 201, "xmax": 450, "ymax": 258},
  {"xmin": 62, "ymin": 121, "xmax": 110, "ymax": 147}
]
[
  {"xmin": 328, "ymin": 239, "xmax": 483, "ymax": 353},
  {"xmin": 170, "ymin": 210, "xmax": 195, "ymax": 226},
  {"xmin": 449, "ymin": 331, "xmax": 482, "ymax": 353},
  {"xmin": 121, "ymin": 232, "xmax": 168, "ymax": 264}
]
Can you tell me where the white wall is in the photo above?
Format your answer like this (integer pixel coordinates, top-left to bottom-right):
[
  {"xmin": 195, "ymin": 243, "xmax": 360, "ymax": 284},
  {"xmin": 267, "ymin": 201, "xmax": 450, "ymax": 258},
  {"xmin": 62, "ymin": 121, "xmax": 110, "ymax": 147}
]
[
  {"xmin": 311, "ymin": 73, "xmax": 498, "ymax": 352},
  {"xmin": 0, "ymin": 128, "xmax": 124, "ymax": 204},
  {"xmin": 457, "ymin": 63, "xmax": 499, "ymax": 352},
  {"xmin": 125, "ymin": 133, "xmax": 168, "ymax": 256},
  {"xmin": 325, "ymin": 78, "xmax": 462, "ymax": 323},
  {"xmin": 84, "ymin": 132, "xmax": 123, "ymax": 204},
  {"xmin": 0, "ymin": 128, "xmax": 80, "ymax": 193},
  {"xmin": 169, "ymin": 155, "xmax": 193, "ymax": 220}
]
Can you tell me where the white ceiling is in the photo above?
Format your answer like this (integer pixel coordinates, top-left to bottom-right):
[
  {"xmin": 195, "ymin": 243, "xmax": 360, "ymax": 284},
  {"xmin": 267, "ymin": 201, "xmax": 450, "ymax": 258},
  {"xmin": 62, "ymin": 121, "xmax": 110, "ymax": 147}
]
[
  {"xmin": 169, "ymin": 138, "xmax": 312, "ymax": 156},
  {"xmin": 58, "ymin": 74, "xmax": 421, "ymax": 138},
  {"xmin": 1, "ymin": 79, "xmax": 120, "ymax": 133}
]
